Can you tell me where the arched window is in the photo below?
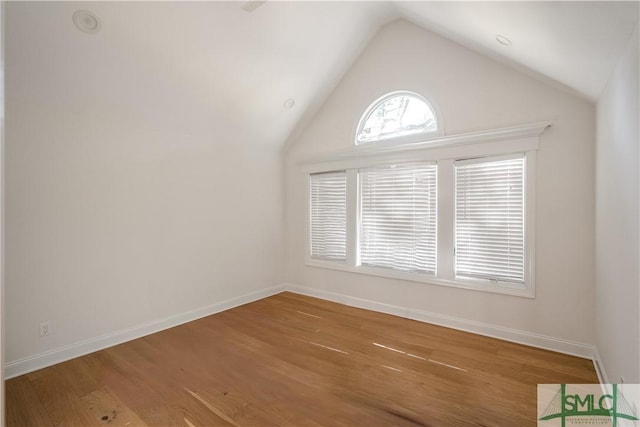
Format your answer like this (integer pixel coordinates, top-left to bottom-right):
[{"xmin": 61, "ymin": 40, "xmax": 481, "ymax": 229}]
[{"xmin": 355, "ymin": 91, "xmax": 438, "ymax": 145}]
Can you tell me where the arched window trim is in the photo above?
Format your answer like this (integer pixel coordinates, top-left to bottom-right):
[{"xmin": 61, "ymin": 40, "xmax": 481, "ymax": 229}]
[{"xmin": 355, "ymin": 90, "xmax": 443, "ymax": 146}]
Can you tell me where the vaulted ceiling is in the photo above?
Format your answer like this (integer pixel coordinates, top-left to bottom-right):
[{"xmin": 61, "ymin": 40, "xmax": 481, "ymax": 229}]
[
  {"xmin": 395, "ymin": 1, "xmax": 639, "ymax": 101},
  {"xmin": 6, "ymin": 1, "xmax": 639, "ymax": 150}
]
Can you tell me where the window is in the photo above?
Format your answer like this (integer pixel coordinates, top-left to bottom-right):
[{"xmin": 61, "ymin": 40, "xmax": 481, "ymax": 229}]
[
  {"xmin": 455, "ymin": 155, "xmax": 525, "ymax": 284},
  {"xmin": 309, "ymin": 171, "xmax": 347, "ymax": 261},
  {"xmin": 305, "ymin": 102, "xmax": 546, "ymax": 297},
  {"xmin": 360, "ymin": 163, "xmax": 437, "ymax": 274},
  {"xmin": 356, "ymin": 91, "xmax": 438, "ymax": 145}
]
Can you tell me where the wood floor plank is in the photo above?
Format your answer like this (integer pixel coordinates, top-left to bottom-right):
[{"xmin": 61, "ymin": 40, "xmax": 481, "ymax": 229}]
[
  {"xmin": 26, "ymin": 368, "xmax": 102, "ymax": 426},
  {"xmin": 81, "ymin": 386, "xmax": 149, "ymax": 426},
  {"xmin": 6, "ymin": 292, "xmax": 598, "ymax": 426},
  {"xmin": 5, "ymin": 375, "xmax": 53, "ymax": 427}
]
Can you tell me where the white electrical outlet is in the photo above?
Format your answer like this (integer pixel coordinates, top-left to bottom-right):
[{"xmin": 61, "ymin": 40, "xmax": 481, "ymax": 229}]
[{"xmin": 39, "ymin": 321, "xmax": 50, "ymax": 337}]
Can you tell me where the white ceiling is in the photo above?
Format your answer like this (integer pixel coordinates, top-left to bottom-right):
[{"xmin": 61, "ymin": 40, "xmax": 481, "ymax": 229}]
[
  {"xmin": 6, "ymin": 1, "xmax": 639, "ymax": 149},
  {"xmin": 394, "ymin": 1, "xmax": 639, "ymax": 101},
  {"xmin": 6, "ymin": 1, "xmax": 395, "ymax": 148}
]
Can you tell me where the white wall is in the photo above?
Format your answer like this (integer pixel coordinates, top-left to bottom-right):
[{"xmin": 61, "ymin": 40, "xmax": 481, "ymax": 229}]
[
  {"xmin": 5, "ymin": 14, "xmax": 283, "ymax": 369},
  {"xmin": 284, "ymin": 20, "xmax": 596, "ymax": 348},
  {"xmin": 595, "ymin": 25, "xmax": 640, "ymax": 384}
]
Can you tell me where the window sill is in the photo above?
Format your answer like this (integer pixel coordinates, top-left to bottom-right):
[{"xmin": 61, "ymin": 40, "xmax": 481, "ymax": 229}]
[{"xmin": 305, "ymin": 258, "xmax": 535, "ymax": 299}]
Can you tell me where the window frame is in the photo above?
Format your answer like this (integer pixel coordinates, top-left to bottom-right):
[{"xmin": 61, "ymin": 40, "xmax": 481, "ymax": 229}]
[
  {"xmin": 355, "ymin": 91, "xmax": 443, "ymax": 146},
  {"xmin": 303, "ymin": 121, "xmax": 548, "ymax": 298}
]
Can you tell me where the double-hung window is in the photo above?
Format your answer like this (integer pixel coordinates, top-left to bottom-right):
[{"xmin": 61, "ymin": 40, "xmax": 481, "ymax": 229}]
[
  {"xmin": 455, "ymin": 155, "xmax": 525, "ymax": 284},
  {"xmin": 309, "ymin": 171, "xmax": 347, "ymax": 261},
  {"xmin": 305, "ymin": 91, "xmax": 545, "ymax": 297},
  {"xmin": 360, "ymin": 163, "xmax": 437, "ymax": 274}
]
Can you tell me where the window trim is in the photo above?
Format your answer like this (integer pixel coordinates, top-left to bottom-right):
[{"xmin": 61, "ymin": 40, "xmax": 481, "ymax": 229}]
[{"xmin": 303, "ymin": 121, "xmax": 549, "ymax": 299}]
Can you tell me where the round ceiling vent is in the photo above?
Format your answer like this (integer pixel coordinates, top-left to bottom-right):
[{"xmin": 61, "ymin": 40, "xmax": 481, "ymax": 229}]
[{"xmin": 73, "ymin": 10, "xmax": 102, "ymax": 34}]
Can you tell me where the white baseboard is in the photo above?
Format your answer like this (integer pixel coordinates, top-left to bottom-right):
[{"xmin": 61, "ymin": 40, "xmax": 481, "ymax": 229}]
[
  {"xmin": 283, "ymin": 283, "xmax": 597, "ymax": 361},
  {"xmin": 6, "ymin": 282, "xmax": 604, "ymax": 382},
  {"xmin": 4, "ymin": 284, "xmax": 286, "ymax": 379},
  {"xmin": 591, "ymin": 346, "xmax": 609, "ymax": 384}
]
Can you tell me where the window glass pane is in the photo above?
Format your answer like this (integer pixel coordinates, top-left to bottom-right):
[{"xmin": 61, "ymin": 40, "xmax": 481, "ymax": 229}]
[
  {"xmin": 357, "ymin": 93, "xmax": 437, "ymax": 144},
  {"xmin": 455, "ymin": 156, "xmax": 525, "ymax": 283},
  {"xmin": 360, "ymin": 163, "xmax": 437, "ymax": 273},
  {"xmin": 310, "ymin": 171, "xmax": 347, "ymax": 261}
]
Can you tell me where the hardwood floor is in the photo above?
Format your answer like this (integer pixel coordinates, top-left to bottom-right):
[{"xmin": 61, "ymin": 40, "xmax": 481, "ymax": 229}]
[{"xmin": 6, "ymin": 292, "xmax": 598, "ymax": 426}]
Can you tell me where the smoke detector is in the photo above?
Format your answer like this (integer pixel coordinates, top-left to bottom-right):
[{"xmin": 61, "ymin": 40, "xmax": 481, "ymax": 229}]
[
  {"xmin": 284, "ymin": 99, "xmax": 295, "ymax": 110},
  {"xmin": 495, "ymin": 35, "xmax": 512, "ymax": 47},
  {"xmin": 73, "ymin": 10, "xmax": 102, "ymax": 34}
]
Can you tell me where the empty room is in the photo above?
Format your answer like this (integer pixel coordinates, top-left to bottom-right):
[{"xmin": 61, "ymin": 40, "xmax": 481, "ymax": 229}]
[{"xmin": 2, "ymin": 1, "xmax": 639, "ymax": 426}]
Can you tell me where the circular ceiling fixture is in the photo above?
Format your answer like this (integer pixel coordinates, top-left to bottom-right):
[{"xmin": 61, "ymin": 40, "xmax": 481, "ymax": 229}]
[
  {"xmin": 73, "ymin": 10, "xmax": 102, "ymax": 34},
  {"xmin": 283, "ymin": 98, "xmax": 295, "ymax": 110},
  {"xmin": 495, "ymin": 35, "xmax": 512, "ymax": 47}
]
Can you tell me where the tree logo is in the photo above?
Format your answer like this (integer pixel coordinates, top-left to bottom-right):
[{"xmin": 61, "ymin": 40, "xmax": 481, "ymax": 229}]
[{"xmin": 538, "ymin": 384, "xmax": 639, "ymax": 426}]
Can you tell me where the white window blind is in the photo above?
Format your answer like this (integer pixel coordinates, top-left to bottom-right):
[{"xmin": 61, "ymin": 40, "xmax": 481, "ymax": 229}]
[
  {"xmin": 359, "ymin": 163, "xmax": 437, "ymax": 274},
  {"xmin": 455, "ymin": 155, "xmax": 525, "ymax": 284},
  {"xmin": 310, "ymin": 171, "xmax": 347, "ymax": 261}
]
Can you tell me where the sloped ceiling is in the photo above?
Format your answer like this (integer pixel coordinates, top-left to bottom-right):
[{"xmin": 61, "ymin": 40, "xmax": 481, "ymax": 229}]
[
  {"xmin": 6, "ymin": 1, "xmax": 639, "ymax": 150},
  {"xmin": 6, "ymin": 1, "xmax": 396, "ymax": 148},
  {"xmin": 395, "ymin": 1, "xmax": 639, "ymax": 101}
]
